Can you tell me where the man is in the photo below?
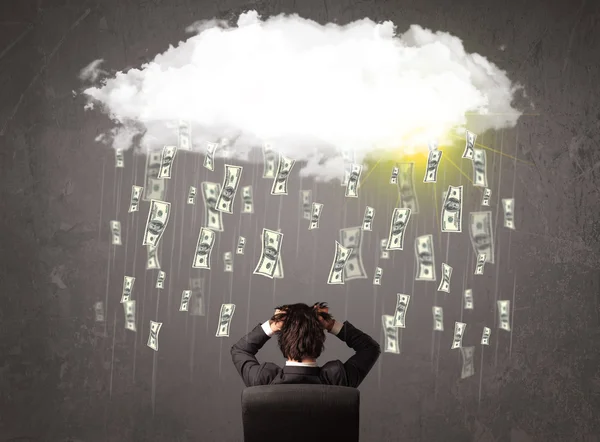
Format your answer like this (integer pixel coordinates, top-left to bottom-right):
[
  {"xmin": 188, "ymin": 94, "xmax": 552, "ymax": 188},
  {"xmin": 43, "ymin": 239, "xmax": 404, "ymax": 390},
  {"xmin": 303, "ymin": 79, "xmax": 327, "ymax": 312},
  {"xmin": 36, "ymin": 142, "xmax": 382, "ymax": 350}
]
[{"xmin": 231, "ymin": 302, "xmax": 381, "ymax": 387}]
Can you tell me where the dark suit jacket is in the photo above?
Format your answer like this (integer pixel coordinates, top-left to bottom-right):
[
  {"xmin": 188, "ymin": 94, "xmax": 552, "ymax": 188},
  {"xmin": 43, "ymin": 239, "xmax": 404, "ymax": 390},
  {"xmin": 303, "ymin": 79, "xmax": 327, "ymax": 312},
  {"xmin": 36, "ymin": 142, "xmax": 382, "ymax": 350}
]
[{"xmin": 231, "ymin": 320, "xmax": 381, "ymax": 388}]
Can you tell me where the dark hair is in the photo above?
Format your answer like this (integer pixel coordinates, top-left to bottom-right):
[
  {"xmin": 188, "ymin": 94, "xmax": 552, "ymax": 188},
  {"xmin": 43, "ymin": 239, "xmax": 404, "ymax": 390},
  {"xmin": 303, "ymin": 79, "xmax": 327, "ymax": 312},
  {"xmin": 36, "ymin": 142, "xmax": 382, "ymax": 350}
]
[{"xmin": 271, "ymin": 302, "xmax": 333, "ymax": 362}]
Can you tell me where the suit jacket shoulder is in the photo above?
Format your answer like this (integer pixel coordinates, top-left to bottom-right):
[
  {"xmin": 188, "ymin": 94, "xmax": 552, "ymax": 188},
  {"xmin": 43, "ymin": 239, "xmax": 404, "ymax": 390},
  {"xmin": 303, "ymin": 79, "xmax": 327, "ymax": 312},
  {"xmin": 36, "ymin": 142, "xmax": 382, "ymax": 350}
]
[{"xmin": 319, "ymin": 360, "xmax": 348, "ymax": 386}]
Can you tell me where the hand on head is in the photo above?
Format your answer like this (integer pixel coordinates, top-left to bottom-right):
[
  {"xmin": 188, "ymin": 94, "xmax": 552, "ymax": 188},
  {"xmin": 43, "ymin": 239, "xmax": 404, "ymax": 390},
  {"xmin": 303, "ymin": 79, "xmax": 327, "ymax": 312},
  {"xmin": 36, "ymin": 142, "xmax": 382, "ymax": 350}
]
[{"xmin": 312, "ymin": 302, "xmax": 335, "ymax": 332}]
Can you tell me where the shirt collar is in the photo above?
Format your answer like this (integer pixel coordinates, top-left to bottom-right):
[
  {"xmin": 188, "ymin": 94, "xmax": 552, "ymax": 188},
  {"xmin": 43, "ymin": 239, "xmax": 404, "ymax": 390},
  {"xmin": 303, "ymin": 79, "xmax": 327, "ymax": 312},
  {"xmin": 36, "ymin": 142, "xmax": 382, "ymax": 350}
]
[{"xmin": 285, "ymin": 360, "xmax": 318, "ymax": 367}]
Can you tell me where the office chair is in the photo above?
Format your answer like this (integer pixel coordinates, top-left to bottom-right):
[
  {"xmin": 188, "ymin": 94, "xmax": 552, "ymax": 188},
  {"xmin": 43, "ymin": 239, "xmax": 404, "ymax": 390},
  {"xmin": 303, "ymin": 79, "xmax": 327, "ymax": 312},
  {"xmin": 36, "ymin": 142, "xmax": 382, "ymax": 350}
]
[{"xmin": 241, "ymin": 384, "xmax": 360, "ymax": 442}]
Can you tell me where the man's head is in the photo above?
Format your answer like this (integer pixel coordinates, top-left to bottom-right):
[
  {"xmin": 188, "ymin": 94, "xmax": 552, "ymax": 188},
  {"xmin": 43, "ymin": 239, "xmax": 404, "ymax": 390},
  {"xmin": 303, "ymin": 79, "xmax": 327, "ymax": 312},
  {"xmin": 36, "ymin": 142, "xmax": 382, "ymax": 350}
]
[{"xmin": 271, "ymin": 302, "xmax": 332, "ymax": 362}]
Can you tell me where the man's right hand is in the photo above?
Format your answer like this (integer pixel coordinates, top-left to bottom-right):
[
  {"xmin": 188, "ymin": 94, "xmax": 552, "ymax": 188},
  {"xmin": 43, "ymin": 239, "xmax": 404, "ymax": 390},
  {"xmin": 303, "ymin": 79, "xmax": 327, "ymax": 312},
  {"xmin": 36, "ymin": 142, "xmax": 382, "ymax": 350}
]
[{"xmin": 313, "ymin": 302, "xmax": 335, "ymax": 332}]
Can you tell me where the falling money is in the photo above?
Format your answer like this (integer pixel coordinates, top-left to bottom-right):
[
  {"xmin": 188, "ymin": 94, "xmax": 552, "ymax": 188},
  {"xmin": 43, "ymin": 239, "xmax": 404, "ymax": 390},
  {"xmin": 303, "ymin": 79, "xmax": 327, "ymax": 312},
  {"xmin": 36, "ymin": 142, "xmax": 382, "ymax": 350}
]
[
  {"xmin": 144, "ymin": 151, "xmax": 166, "ymax": 201},
  {"xmin": 190, "ymin": 285, "xmax": 205, "ymax": 316},
  {"xmin": 464, "ymin": 289, "xmax": 474, "ymax": 310},
  {"xmin": 223, "ymin": 252, "xmax": 233, "ymax": 272},
  {"xmin": 309, "ymin": 202, "xmax": 323, "ymax": 230},
  {"xmin": 362, "ymin": 206, "xmax": 375, "ymax": 231},
  {"xmin": 262, "ymin": 143, "xmax": 278, "ymax": 178},
  {"xmin": 380, "ymin": 239, "xmax": 389, "ymax": 259},
  {"xmin": 147, "ymin": 320, "xmax": 162, "ymax": 351},
  {"xmin": 142, "ymin": 200, "xmax": 171, "ymax": 247},
  {"xmin": 241, "ymin": 185, "xmax": 254, "ymax": 214},
  {"xmin": 390, "ymin": 166, "xmax": 399, "ymax": 184},
  {"xmin": 462, "ymin": 130, "xmax": 476, "ymax": 159},
  {"xmin": 432, "ymin": 306, "xmax": 444, "ymax": 331},
  {"xmin": 341, "ymin": 149, "xmax": 355, "ymax": 186},
  {"xmin": 146, "ymin": 244, "xmax": 160, "ymax": 270},
  {"xmin": 397, "ymin": 163, "xmax": 419, "ymax": 214},
  {"xmin": 345, "ymin": 164, "xmax": 362, "ymax": 198},
  {"xmin": 502, "ymin": 198, "xmax": 515, "ymax": 229},
  {"xmin": 373, "ymin": 267, "xmax": 382, "ymax": 285},
  {"xmin": 460, "ymin": 346, "xmax": 475, "ymax": 379},
  {"xmin": 120, "ymin": 276, "xmax": 135, "ymax": 303},
  {"xmin": 392, "ymin": 293, "xmax": 410, "ymax": 328},
  {"xmin": 202, "ymin": 182, "xmax": 224, "ymax": 231},
  {"xmin": 128, "ymin": 185, "xmax": 144, "ymax": 212},
  {"xmin": 274, "ymin": 233, "xmax": 284, "ymax": 279},
  {"xmin": 204, "ymin": 141, "xmax": 219, "ymax": 171},
  {"xmin": 271, "ymin": 155, "xmax": 295, "ymax": 195},
  {"xmin": 382, "ymin": 315, "xmax": 400, "ymax": 354},
  {"xmin": 423, "ymin": 149, "xmax": 443, "ymax": 183},
  {"xmin": 386, "ymin": 208, "xmax": 411, "ymax": 250},
  {"xmin": 155, "ymin": 270, "xmax": 165, "ymax": 289},
  {"xmin": 236, "ymin": 236, "xmax": 246, "ymax": 255},
  {"xmin": 193, "ymin": 227, "xmax": 216, "ymax": 269},
  {"xmin": 115, "ymin": 148, "xmax": 124, "ymax": 168},
  {"xmin": 441, "ymin": 185, "xmax": 463, "ymax": 232},
  {"xmin": 94, "ymin": 301, "xmax": 104, "ymax": 322},
  {"xmin": 327, "ymin": 241, "xmax": 353, "ymax": 284},
  {"xmin": 442, "ymin": 190, "xmax": 447, "ymax": 206},
  {"xmin": 472, "ymin": 149, "xmax": 488, "ymax": 187},
  {"xmin": 110, "ymin": 220, "xmax": 122, "ymax": 245},
  {"xmin": 481, "ymin": 327, "xmax": 491, "ymax": 345},
  {"xmin": 178, "ymin": 120, "xmax": 191, "ymax": 150},
  {"xmin": 437, "ymin": 263, "xmax": 452, "ymax": 292},
  {"xmin": 179, "ymin": 290, "xmax": 192, "ymax": 312},
  {"xmin": 301, "ymin": 190, "xmax": 312, "ymax": 220},
  {"xmin": 216, "ymin": 303, "xmax": 236, "ymax": 337},
  {"xmin": 474, "ymin": 253, "xmax": 486, "ymax": 275},
  {"xmin": 216, "ymin": 165, "xmax": 243, "ymax": 213},
  {"xmin": 340, "ymin": 227, "xmax": 367, "ymax": 280},
  {"xmin": 497, "ymin": 300, "xmax": 511, "ymax": 331},
  {"xmin": 124, "ymin": 300, "xmax": 137, "ymax": 332},
  {"xmin": 469, "ymin": 211, "xmax": 495, "ymax": 264},
  {"xmin": 415, "ymin": 234, "xmax": 436, "ymax": 281},
  {"xmin": 482, "ymin": 188, "xmax": 491, "ymax": 206},
  {"xmin": 451, "ymin": 321, "xmax": 466, "ymax": 349},
  {"xmin": 187, "ymin": 186, "xmax": 197, "ymax": 205},
  {"xmin": 253, "ymin": 228, "xmax": 284, "ymax": 279},
  {"xmin": 157, "ymin": 145, "xmax": 177, "ymax": 179}
]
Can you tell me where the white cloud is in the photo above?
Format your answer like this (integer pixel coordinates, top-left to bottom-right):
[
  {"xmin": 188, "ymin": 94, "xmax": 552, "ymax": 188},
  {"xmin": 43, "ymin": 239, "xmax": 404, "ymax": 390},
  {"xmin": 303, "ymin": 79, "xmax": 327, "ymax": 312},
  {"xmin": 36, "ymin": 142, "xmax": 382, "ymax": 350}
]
[{"xmin": 83, "ymin": 10, "xmax": 523, "ymax": 181}]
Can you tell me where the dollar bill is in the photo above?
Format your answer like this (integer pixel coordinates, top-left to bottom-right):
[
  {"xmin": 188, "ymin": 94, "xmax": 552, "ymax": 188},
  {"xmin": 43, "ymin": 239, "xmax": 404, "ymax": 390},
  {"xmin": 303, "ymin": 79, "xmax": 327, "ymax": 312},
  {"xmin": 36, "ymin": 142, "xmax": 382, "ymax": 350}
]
[
  {"xmin": 144, "ymin": 151, "xmax": 166, "ymax": 201},
  {"xmin": 382, "ymin": 315, "xmax": 400, "ymax": 354},
  {"xmin": 178, "ymin": 120, "xmax": 191, "ymax": 150},
  {"xmin": 204, "ymin": 141, "xmax": 219, "ymax": 171},
  {"xmin": 192, "ymin": 227, "xmax": 216, "ymax": 269},
  {"xmin": 441, "ymin": 185, "xmax": 463, "ymax": 232},
  {"xmin": 236, "ymin": 236, "xmax": 246, "ymax": 254},
  {"xmin": 253, "ymin": 228, "xmax": 284, "ymax": 279},
  {"xmin": 115, "ymin": 148, "xmax": 124, "ymax": 168},
  {"xmin": 462, "ymin": 130, "xmax": 476, "ymax": 159},
  {"xmin": 201, "ymin": 182, "xmax": 224, "ymax": 231},
  {"xmin": 502, "ymin": 198, "xmax": 515, "ymax": 229},
  {"xmin": 262, "ymin": 143, "xmax": 278, "ymax": 178},
  {"xmin": 146, "ymin": 244, "xmax": 160, "ymax": 270},
  {"xmin": 271, "ymin": 155, "xmax": 295, "ymax": 195},
  {"xmin": 120, "ymin": 276, "xmax": 135, "ymax": 303},
  {"xmin": 415, "ymin": 234, "xmax": 436, "ymax": 281},
  {"xmin": 390, "ymin": 166, "xmax": 399, "ymax": 184},
  {"xmin": 190, "ymin": 278, "xmax": 205, "ymax": 316},
  {"xmin": 437, "ymin": 263, "xmax": 452, "ymax": 292},
  {"xmin": 94, "ymin": 301, "xmax": 104, "ymax": 322},
  {"xmin": 380, "ymin": 238, "xmax": 389, "ymax": 259},
  {"xmin": 340, "ymin": 227, "xmax": 367, "ymax": 280},
  {"xmin": 274, "ymin": 247, "xmax": 284, "ymax": 279},
  {"xmin": 327, "ymin": 241, "xmax": 353, "ymax": 284},
  {"xmin": 428, "ymin": 140, "xmax": 439, "ymax": 151},
  {"xmin": 309, "ymin": 202, "xmax": 323, "ymax": 230},
  {"xmin": 224, "ymin": 251, "xmax": 233, "ymax": 272},
  {"xmin": 241, "ymin": 185, "xmax": 254, "ymax": 214},
  {"xmin": 442, "ymin": 190, "xmax": 447, "ymax": 206},
  {"xmin": 373, "ymin": 267, "xmax": 382, "ymax": 285},
  {"xmin": 147, "ymin": 320, "xmax": 163, "ymax": 351},
  {"xmin": 179, "ymin": 290, "xmax": 192, "ymax": 311},
  {"xmin": 469, "ymin": 211, "xmax": 495, "ymax": 264},
  {"xmin": 216, "ymin": 303, "xmax": 236, "ymax": 337},
  {"xmin": 482, "ymin": 188, "xmax": 491, "ymax": 206},
  {"xmin": 345, "ymin": 163, "xmax": 362, "ymax": 198},
  {"xmin": 432, "ymin": 306, "xmax": 444, "ymax": 331},
  {"xmin": 472, "ymin": 148, "xmax": 488, "ymax": 187},
  {"xmin": 157, "ymin": 145, "xmax": 177, "ymax": 179},
  {"xmin": 464, "ymin": 289, "xmax": 474, "ymax": 309},
  {"xmin": 397, "ymin": 163, "xmax": 419, "ymax": 214},
  {"xmin": 392, "ymin": 293, "xmax": 410, "ymax": 328},
  {"xmin": 460, "ymin": 346, "xmax": 475, "ymax": 379},
  {"xmin": 341, "ymin": 150, "xmax": 355, "ymax": 186},
  {"xmin": 128, "ymin": 185, "xmax": 144, "ymax": 212},
  {"xmin": 110, "ymin": 220, "xmax": 122, "ymax": 245},
  {"xmin": 386, "ymin": 208, "xmax": 411, "ymax": 250},
  {"xmin": 301, "ymin": 190, "xmax": 312, "ymax": 220},
  {"xmin": 187, "ymin": 186, "xmax": 197, "ymax": 205},
  {"xmin": 142, "ymin": 200, "xmax": 171, "ymax": 247},
  {"xmin": 155, "ymin": 270, "xmax": 165, "ymax": 289},
  {"xmin": 362, "ymin": 206, "xmax": 375, "ymax": 231},
  {"xmin": 423, "ymin": 149, "xmax": 443, "ymax": 183},
  {"xmin": 497, "ymin": 300, "xmax": 511, "ymax": 331},
  {"xmin": 451, "ymin": 321, "xmax": 466, "ymax": 349},
  {"xmin": 216, "ymin": 164, "xmax": 243, "ymax": 213},
  {"xmin": 474, "ymin": 253, "xmax": 486, "ymax": 275},
  {"xmin": 124, "ymin": 300, "xmax": 137, "ymax": 332},
  {"xmin": 481, "ymin": 326, "xmax": 491, "ymax": 345}
]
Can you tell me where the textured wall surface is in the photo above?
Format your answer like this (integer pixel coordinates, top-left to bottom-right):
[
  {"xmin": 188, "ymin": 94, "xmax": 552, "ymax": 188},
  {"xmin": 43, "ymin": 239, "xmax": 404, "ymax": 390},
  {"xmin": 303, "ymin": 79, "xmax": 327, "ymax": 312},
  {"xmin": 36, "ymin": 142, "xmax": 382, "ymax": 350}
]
[{"xmin": 0, "ymin": 0, "xmax": 599, "ymax": 441}]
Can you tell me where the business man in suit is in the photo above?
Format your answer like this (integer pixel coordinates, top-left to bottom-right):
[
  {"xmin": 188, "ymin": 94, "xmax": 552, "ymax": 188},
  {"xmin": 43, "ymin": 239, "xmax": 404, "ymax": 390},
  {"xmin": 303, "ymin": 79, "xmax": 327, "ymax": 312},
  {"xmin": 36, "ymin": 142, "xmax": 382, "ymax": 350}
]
[{"xmin": 231, "ymin": 302, "xmax": 381, "ymax": 387}]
